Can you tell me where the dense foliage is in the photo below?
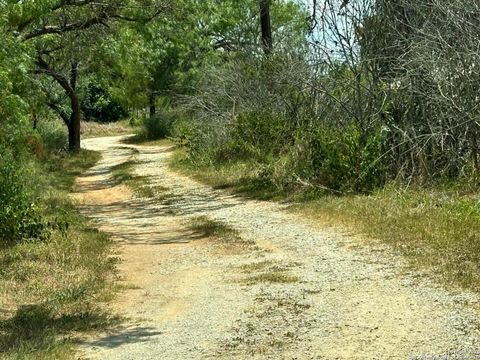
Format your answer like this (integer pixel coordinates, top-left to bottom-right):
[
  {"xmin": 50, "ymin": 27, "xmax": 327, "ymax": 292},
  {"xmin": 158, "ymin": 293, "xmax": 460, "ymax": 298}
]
[
  {"xmin": 1, "ymin": 0, "xmax": 479, "ymax": 247},
  {"xmin": 81, "ymin": 81, "xmax": 128, "ymax": 123},
  {"xmin": 177, "ymin": 0, "xmax": 480, "ymax": 193}
]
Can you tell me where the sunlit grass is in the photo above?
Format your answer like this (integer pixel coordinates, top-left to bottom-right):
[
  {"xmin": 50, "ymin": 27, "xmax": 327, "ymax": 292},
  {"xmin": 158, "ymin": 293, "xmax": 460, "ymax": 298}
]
[
  {"xmin": 292, "ymin": 185, "xmax": 480, "ymax": 291},
  {"xmin": 0, "ymin": 150, "xmax": 119, "ymax": 359},
  {"xmin": 80, "ymin": 120, "xmax": 135, "ymax": 139}
]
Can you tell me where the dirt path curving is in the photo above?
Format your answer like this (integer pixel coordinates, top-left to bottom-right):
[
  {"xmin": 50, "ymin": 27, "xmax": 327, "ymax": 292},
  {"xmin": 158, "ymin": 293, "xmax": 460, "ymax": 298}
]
[{"xmin": 76, "ymin": 136, "xmax": 480, "ymax": 360}]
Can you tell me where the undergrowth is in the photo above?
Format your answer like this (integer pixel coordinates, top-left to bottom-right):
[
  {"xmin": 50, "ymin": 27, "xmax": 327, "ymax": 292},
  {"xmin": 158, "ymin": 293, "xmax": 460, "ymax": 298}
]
[{"xmin": 0, "ymin": 150, "xmax": 119, "ymax": 359}]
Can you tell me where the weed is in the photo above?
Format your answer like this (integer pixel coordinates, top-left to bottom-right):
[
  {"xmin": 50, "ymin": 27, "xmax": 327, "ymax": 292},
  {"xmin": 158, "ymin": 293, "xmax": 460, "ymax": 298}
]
[{"xmin": 244, "ymin": 271, "xmax": 299, "ymax": 285}]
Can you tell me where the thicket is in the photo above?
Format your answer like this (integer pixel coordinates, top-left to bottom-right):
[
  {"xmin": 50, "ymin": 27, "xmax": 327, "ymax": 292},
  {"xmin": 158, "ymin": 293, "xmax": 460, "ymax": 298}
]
[
  {"xmin": 80, "ymin": 81, "xmax": 128, "ymax": 123},
  {"xmin": 178, "ymin": 0, "xmax": 480, "ymax": 194},
  {"xmin": 0, "ymin": 118, "xmax": 75, "ymax": 246}
]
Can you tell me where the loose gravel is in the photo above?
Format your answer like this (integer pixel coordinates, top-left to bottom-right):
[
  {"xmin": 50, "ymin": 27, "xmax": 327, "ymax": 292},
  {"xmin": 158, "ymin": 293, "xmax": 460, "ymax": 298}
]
[{"xmin": 76, "ymin": 136, "xmax": 480, "ymax": 360}]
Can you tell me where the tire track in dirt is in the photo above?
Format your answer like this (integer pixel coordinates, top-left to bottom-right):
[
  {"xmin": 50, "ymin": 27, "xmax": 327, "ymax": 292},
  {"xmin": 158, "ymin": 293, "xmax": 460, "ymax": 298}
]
[{"xmin": 76, "ymin": 136, "xmax": 480, "ymax": 360}]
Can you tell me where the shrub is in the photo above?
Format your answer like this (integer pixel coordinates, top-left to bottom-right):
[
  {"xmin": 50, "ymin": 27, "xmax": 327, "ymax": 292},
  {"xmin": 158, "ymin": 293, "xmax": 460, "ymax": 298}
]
[
  {"xmin": 230, "ymin": 111, "xmax": 292, "ymax": 160},
  {"xmin": 140, "ymin": 108, "xmax": 178, "ymax": 140},
  {"xmin": 36, "ymin": 119, "xmax": 68, "ymax": 153},
  {"xmin": 305, "ymin": 125, "xmax": 387, "ymax": 193},
  {"xmin": 24, "ymin": 134, "xmax": 45, "ymax": 159},
  {"xmin": 81, "ymin": 82, "xmax": 128, "ymax": 123},
  {"xmin": 0, "ymin": 154, "xmax": 46, "ymax": 245}
]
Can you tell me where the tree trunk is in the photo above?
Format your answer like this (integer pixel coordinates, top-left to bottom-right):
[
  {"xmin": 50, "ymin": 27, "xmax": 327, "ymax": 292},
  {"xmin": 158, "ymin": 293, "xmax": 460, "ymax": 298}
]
[
  {"xmin": 259, "ymin": 0, "xmax": 273, "ymax": 55},
  {"xmin": 68, "ymin": 61, "xmax": 81, "ymax": 152},
  {"xmin": 68, "ymin": 94, "xmax": 81, "ymax": 152},
  {"xmin": 149, "ymin": 92, "xmax": 156, "ymax": 118},
  {"xmin": 36, "ymin": 57, "xmax": 82, "ymax": 152}
]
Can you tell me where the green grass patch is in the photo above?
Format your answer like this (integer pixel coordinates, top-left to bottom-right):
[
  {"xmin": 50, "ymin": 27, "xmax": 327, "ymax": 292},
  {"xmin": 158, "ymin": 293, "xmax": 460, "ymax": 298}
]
[
  {"xmin": 240, "ymin": 261, "xmax": 300, "ymax": 284},
  {"xmin": 292, "ymin": 184, "xmax": 480, "ymax": 292},
  {"xmin": 110, "ymin": 160, "xmax": 154, "ymax": 198},
  {"xmin": 43, "ymin": 149, "xmax": 101, "ymax": 191},
  {"xmin": 0, "ymin": 150, "xmax": 119, "ymax": 359},
  {"xmin": 244, "ymin": 272, "xmax": 300, "ymax": 285},
  {"xmin": 240, "ymin": 261, "xmax": 275, "ymax": 273},
  {"xmin": 187, "ymin": 216, "xmax": 254, "ymax": 248},
  {"xmin": 188, "ymin": 216, "xmax": 239, "ymax": 239}
]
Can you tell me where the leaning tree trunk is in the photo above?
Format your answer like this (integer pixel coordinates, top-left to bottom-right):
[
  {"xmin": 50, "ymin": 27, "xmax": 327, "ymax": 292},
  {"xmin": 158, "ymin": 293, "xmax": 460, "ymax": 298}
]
[
  {"xmin": 68, "ymin": 94, "xmax": 81, "ymax": 152},
  {"xmin": 36, "ymin": 57, "xmax": 82, "ymax": 152}
]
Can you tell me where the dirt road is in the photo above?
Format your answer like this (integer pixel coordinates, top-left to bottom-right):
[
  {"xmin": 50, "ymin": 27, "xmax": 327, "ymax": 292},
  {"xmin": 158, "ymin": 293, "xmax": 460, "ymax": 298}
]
[{"xmin": 75, "ymin": 136, "xmax": 480, "ymax": 360}]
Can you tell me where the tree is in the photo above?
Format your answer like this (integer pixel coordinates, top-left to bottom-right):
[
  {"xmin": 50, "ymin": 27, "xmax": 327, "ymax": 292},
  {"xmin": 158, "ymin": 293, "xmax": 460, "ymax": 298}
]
[
  {"xmin": 108, "ymin": 9, "xmax": 200, "ymax": 117},
  {"xmin": 259, "ymin": 0, "xmax": 273, "ymax": 54},
  {"xmin": 5, "ymin": 0, "xmax": 170, "ymax": 152}
]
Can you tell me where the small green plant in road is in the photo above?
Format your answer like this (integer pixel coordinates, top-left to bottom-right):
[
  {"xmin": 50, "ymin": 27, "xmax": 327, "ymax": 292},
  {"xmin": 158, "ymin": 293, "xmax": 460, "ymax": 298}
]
[
  {"xmin": 240, "ymin": 261, "xmax": 300, "ymax": 285},
  {"xmin": 244, "ymin": 271, "xmax": 300, "ymax": 285},
  {"xmin": 188, "ymin": 216, "xmax": 239, "ymax": 238},
  {"xmin": 187, "ymin": 216, "xmax": 254, "ymax": 249},
  {"xmin": 240, "ymin": 261, "xmax": 275, "ymax": 273}
]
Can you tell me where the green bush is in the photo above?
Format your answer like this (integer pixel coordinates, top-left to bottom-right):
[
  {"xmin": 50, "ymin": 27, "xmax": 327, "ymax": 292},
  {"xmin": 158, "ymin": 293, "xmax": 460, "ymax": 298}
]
[
  {"xmin": 170, "ymin": 116, "xmax": 196, "ymax": 145},
  {"xmin": 0, "ymin": 154, "xmax": 46, "ymax": 245},
  {"xmin": 230, "ymin": 111, "xmax": 291, "ymax": 160},
  {"xmin": 36, "ymin": 119, "xmax": 68, "ymax": 153},
  {"xmin": 81, "ymin": 82, "xmax": 128, "ymax": 123},
  {"xmin": 140, "ymin": 109, "xmax": 178, "ymax": 140},
  {"xmin": 306, "ymin": 125, "xmax": 387, "ymax": 193}
]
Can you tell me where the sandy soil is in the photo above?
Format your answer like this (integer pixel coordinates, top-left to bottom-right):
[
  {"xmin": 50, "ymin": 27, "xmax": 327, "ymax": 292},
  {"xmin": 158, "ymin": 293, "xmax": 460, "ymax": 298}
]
[{"xmin": 76, "ymin": 136, "xmax": 480, "ymax": 360}]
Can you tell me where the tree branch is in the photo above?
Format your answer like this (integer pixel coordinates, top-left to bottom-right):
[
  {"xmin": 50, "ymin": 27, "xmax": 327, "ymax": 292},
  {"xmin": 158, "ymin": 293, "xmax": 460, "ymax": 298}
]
[
  {"xmin": 23, "ymin": 13, "xmax": 109, "ymax": 41},
  {"xmin": 35, "ymin": 57, "xmax": 75, "ymax": 99}
]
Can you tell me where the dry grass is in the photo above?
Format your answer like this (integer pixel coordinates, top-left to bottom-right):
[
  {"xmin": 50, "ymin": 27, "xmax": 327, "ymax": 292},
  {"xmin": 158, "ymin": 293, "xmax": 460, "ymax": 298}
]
[
  {"xmin": 80, "ymin": 120, "xmax": 135, "ymax": 139},
  {"xmin": 292, "ymin": 184, "xmax": 480, "ymax": 292},
  {"xmin": 0, "ymin": 150, "xmax": 119, "ymax": 359},
  {"xmin": 121, "ymin": 137, "xmax": 175, "ymax": 147}
]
